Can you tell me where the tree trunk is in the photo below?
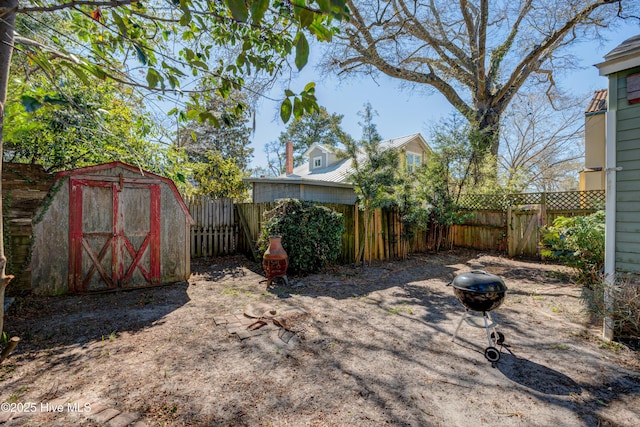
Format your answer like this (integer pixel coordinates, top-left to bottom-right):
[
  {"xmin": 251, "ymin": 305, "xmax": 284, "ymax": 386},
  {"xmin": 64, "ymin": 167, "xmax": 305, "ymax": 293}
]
[
  {"xmin": 0, "ymin": 0, "xmax": 18, "ymax": 349},
  {"xmin": 475, "ymin": 108, "xmax": 501, "ymax": 158},
  {"xmin": 470, "ymin": 107, "xmax": 501, "ymax": 185}
]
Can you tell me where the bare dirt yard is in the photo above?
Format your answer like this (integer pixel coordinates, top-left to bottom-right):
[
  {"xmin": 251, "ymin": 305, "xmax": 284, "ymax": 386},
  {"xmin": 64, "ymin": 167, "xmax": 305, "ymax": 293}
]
[{"xmin": 1, "ymin": 250, "xmax": 639, "ymax": 427}]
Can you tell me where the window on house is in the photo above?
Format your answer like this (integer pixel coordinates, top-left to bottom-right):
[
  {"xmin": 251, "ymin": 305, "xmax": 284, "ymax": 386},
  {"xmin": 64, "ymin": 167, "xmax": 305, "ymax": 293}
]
[
  {"xmin": 313, "ymin": 156, "xmax": 322, "ymax": 168},
  {"xmin": 406, "ymin": 152, "xmax": 422, "ymax": 172}
]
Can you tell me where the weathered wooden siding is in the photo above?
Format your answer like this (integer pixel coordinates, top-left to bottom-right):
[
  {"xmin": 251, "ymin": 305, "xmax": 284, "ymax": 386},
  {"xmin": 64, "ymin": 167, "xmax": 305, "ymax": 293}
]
[
  {"xmin": 252, "ymin": 181, "xmax": 357, "ymax": 205},
  {"xmin": 450, "ymin": 211, "xmax": 506, "ymax": 251},
  {"xmin": 161, "ymin": 184, "xmax": 191, "ymax": 282},
  {"xmin": 614, "ymin": 67, "xmax": 640, "ymax": 273},
  {"xmin": 31, "ymin": 163, "xmax": 191, "ymax": 295}
]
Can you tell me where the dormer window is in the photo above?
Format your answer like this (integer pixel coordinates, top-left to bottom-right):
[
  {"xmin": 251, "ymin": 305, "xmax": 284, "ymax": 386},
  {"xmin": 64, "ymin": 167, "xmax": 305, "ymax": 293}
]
[
  {"xmin": 406, "ymin": 152, "xmax": 422, "ymax": 172},
  {"xmin": 313, "ymin": 156, "xmax": 322, "ymax": 169}
]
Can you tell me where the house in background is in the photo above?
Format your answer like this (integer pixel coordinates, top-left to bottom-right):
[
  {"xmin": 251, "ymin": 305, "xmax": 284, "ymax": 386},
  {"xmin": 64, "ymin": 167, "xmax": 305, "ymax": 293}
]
[
  {"xmin": 579, "ymin": 89, "xmax": 607, "ymax": 191},
  {"xmin": 595, "ymin": 34, "xmax": 640, "ymax": 339},
  {"xmin": 246, "ymin": 133, "xmax": 432, "ymax": 205}
]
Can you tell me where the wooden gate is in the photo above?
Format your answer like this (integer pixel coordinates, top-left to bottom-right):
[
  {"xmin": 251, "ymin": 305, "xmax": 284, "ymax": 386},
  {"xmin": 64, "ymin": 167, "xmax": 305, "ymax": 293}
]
[
  {"xmin": 69, "ymin": 176, "xmax": 161, "ymax": 292},
  {"xmin": 507, "ymin": 205, "xmax": 545, "ymax": 258}
]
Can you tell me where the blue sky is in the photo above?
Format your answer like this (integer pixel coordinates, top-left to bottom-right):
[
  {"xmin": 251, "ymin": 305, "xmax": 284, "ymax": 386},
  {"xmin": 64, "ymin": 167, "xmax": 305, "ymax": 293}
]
[{"xmin": 248, "ymin": 20, "xmax": 640, "ymax": 171}]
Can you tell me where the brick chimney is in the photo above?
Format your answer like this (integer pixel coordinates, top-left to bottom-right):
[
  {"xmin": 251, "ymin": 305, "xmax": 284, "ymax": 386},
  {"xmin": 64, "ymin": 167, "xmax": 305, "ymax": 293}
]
[{"xmin": 285, "ymin": 141, "xmax": 294, "ymax": 175}]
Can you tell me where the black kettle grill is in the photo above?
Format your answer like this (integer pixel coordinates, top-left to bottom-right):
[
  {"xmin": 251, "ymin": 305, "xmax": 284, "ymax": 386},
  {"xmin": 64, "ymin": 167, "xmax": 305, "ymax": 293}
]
[{"xmin": 449, "ymin": 270, "xmax": 508, "ymax": 363}]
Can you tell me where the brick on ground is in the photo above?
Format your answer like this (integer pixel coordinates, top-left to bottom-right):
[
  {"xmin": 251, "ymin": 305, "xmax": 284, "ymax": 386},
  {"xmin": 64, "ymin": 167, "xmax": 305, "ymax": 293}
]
[
  {"xmin": 90, "ymin": 408, "xmax": 121, "ymax": 424},
  {"xmin": 107, "ymin": 411, "xmax": 140, "ymax": 427}
]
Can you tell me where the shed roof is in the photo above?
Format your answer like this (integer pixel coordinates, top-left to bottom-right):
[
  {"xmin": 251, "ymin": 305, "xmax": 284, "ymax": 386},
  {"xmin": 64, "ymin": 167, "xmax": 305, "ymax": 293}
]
[{"xmin": 56, "ymin": 161, "xmax": 193, "ymax": 223}]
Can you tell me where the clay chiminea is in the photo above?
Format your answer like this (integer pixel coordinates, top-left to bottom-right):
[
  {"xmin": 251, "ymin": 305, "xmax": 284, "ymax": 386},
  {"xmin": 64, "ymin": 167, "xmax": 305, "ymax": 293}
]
[{"xmin": 262, "ymin": 235, "xmax": 289, "ymax": 286}]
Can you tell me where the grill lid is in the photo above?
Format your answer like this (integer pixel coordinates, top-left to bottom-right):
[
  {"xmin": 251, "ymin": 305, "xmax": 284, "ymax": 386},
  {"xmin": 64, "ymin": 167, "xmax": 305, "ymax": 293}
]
[{"xmin": 451, "ymin": 270, "xmax": 507, "ymax": 293}]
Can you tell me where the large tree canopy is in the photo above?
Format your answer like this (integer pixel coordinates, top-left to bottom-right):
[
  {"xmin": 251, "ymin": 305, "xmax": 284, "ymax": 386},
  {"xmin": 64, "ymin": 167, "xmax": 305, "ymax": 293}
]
[
  {"xmin": 5, "ymin": 70, "xmax": 163, "ymax": 171},
  {"xmin": 325, "ymin": 0, "xmax": 636, "ymax": 160},
  {"xmin": 3, "ymin": 0, "xmax": 349, "ymax": 126}
]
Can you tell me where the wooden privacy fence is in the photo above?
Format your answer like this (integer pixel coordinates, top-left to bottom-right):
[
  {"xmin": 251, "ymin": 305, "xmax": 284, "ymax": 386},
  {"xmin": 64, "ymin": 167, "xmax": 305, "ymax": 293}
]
[
  {"xmin": 453, "ymin": 190, "xmax": 606, "ymax": 258},
  {"xmin": 187, "ymin": 190, "xmax": 606, "ymax": 261},
  {"xmin": 235, "ymin": 202, "xmax": 359, "ymax": 263},
  {"xmin": 234, "ymin": 202, "xmax": 431, "ymax": 264},
  {"xmin": 186, "ymin": 196, "xmax": 237, "ymax": 257}
]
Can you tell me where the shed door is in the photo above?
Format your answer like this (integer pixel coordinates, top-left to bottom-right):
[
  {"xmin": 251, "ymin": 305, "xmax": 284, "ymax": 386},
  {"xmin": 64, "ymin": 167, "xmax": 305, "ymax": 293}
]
[{"xmin": 69, "ymin": 177, "xmax": 161, "ymax": 292}]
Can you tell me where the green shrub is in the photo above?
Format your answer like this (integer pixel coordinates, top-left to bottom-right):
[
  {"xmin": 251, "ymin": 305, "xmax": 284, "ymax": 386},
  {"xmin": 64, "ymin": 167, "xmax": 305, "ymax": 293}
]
[
  {"xmin": 258, "ymin": 199, "xmax": 345, "ymax": 275},
  {"xmin": 540, "ymin": 210, "xmax": 605, "ymax": 285}
]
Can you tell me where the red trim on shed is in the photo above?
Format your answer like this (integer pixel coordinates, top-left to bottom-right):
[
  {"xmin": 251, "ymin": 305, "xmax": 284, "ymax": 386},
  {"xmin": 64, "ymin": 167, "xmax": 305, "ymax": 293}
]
[
  {"xmin": 68, "ymin": 172, "xmax": 166, "ymax": 291},
  {"xmin": 57, "ymin": 161, "xmax": 193, "ymax": 224}
]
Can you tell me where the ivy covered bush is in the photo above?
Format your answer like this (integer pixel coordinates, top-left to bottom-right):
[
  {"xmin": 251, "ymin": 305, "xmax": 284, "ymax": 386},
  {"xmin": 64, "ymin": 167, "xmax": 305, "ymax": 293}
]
[
  {"xmin": 258, "ymin": 199, "xmax": 345, "ymax": 275},
  {"xmin": 540, "ymin": 210, "xmax": 605, "ymax": 286}
]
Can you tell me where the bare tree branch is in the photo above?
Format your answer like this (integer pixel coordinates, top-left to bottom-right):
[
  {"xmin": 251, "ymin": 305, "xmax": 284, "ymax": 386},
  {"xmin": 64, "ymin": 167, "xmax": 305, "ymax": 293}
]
[
  {"xmin": 494, "ymin": 1, "xmax": 619, "ymax": 110},
  {"xmin": 15, "ymin": 0, "xmax": 140, "ymax": 14},
  {"xmin": 326, "ymin": 0, "xmax": 628, "ymax": 167}
]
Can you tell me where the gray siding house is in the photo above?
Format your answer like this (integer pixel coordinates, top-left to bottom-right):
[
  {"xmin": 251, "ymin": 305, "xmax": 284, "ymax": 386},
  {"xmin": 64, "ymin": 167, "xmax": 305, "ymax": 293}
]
[
  {"xmin": 596, "ymin": 34, "xmax": 640, "ymax": 276},
  {"xmin": 596, "ymin": 34, "xmax": 640, "ymax": 340},
  {"xmin": 247, "ymin": 133, "xmax": 432, "ymax": 204}
]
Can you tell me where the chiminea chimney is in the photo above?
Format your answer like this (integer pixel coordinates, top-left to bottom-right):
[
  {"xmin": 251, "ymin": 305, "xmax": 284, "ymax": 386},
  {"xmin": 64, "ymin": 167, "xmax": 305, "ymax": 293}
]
[{"xmin": 285, "ymin": 141, "xmax": 294, "ymax": 175}]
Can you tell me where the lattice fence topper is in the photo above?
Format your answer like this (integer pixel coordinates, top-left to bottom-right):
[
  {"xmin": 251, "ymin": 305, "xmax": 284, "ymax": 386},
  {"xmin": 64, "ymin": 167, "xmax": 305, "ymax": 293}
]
[{"xmin": 457, "ymin": 190, "xmax": 606, "ymax": 211}]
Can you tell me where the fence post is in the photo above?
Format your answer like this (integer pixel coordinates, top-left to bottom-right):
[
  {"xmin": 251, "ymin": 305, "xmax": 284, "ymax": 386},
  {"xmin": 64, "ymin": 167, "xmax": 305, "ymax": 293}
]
[
  {"xmin": 235, "ymin": 204, "xmax": 258, "ymax": 260},
  {"xmin": 538, "ymin": 192, "xmax": 548, "ymax": 258}
]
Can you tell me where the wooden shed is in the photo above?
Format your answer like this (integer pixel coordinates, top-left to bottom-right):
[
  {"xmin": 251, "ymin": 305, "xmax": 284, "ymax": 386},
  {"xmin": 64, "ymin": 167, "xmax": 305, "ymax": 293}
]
[{"xmin": 30, "ymin": 162, "xmax": 193, "ymax": 295}]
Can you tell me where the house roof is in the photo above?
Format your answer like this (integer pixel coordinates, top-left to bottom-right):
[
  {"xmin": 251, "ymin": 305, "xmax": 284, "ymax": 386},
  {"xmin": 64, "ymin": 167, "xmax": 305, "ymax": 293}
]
[
  {"xmin": 283, "ymin": 133, "xmax": 430, "ymax": 184},
  {"xmin": 596, "ymin": 34, "xmax": 640, "ymax": 76},
  {"xmin": 245, "ymin": 133, "xmax": 431, "ymax": 191},
  {"xmin": 303, "ymin": 143, "xmax": 337, "ymax": 157},
  {"xmin": 585, "ymin": 89, "xmax": 607, "ymax": 115},
  {"xmin": 287, "ymin": 157, "xmax": 353, "ymax": 183},
  {"xmin": 379, "ymin": 133, "xmax": 431, "ymax": 152},
  {"xmin": 604, "ymin": 34, "xmax": 640, "ymax": 62}
]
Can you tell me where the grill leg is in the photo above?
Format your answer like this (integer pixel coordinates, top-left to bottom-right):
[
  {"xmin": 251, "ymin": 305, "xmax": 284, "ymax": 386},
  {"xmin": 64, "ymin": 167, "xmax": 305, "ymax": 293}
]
[
  {"xmin": 451, "ymin": 310, "xmax": 469, "ymax": 342},
  {"xmin": 483, "ymin": 311, "xmax": 503, "ymax": 346},
  {"xmin": 483, "ymin": 312, "xmax": 494, "ymax": 347}
]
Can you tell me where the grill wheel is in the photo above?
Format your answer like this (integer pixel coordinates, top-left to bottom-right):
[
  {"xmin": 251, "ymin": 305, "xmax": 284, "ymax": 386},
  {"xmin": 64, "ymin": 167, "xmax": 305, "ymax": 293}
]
[{"xmin": 484, "ymin": 346, "xmax": 501, "ymax": 362}]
